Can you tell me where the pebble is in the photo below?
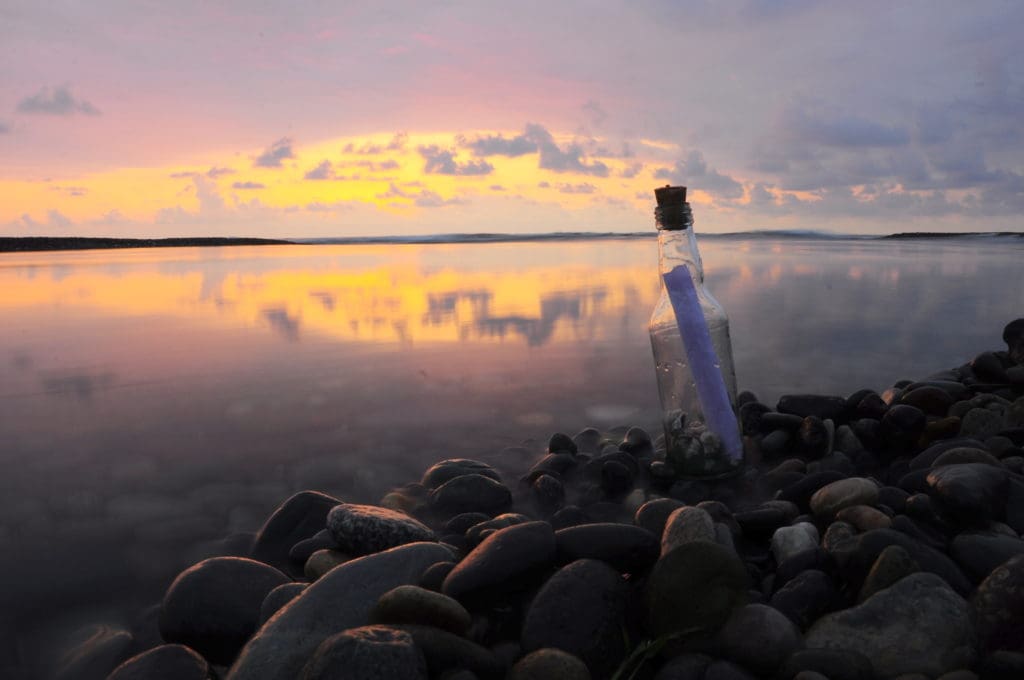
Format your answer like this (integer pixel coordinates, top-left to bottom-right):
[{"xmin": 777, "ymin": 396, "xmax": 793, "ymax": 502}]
[
  {"xmin": 301, "ymin": 626, "xmax": 427, "ymax": 680},
  {"xmin": 391, "ymin": 624, "xmax": 504, "ymax": 679},
  {"xmin": 521, "ymin": 559, "xmax": 630, "ymax": 678},
  {"xmin": 960, "ymin": 408, "xmax": 1007, "ymax": 439},
  {"xmin": 508, "ymin": 649, "xmax": 591, "ymax": 680},
  {"xmin": 645, "ymin": 540, "xmax": 748, "ymax": 639},
  {"xmin": 107, "ymin": 644, "xmax": 211, "ymax": 680},
  {"xmin": 442, "ymin": 521, "xmax": 556, "ymax": 604},
  {"xmin": 555, "ymin": 522, "xmax": 660, "ymax": 573},
  {"xmin": 770, "ymin": 569, "xmax": 838, "ymax": 629},
  {"xmin": 304, "ymin": 549, "xmax": 351, "ymax": 580},
  {"xmin": 810, "ymin": 477, "xmax": 879, "ymax": 519},
  {"xmin": 771, "ymin": 522, "xmax": 820, "ymax": 565},
  {"xmin": 950, "ymin": 533, "xmax": 1024, "ymax": 582},
  {"xmin": 777, "ymin": 394, "xmax": 848, "ymax": 421},
  {"xmin": 857, "ymin": 544, "xmax": 919, "ymax": 602},
  {"xmin": 779, "ymin": 649, "xmax": 875, "ymax": 680},
  {"xmin": 53, "ymin": 624, "xmax": 133, "ymax": 680},
  {"xmin": 972, "ymin": 553, "xmax": 1024, "ymax": 652},
  {"xmin": 932, "ymin": 447, "xmax": 1003, "ymax": 468},
  {"xmin": 927, "ymin": 463, "xmax": 1009, "ymax": 524},
  {"xmin": 661, "ymin": 506, "xmax": 716, "ymax": 555},
  {"xmin": 836, "ymin": 504, "xmax": 892, "ymax": 531},
  {"xmin": 807, "ymin": 573, "xmax": 975, "ymax": 678},
  {"xmin": 369, "ymin": 584, "xmax": 471, "ymax": 635},
  {"xmin": 714, "ymin": 603, "xmax": 802, "ymax": 674},
  {"xmin": 421, "ymin": 459, "xmax": 501, "ymax": 489},
  {"xmin": 548, "ymin": 432, "xmax": 578, "ymax": 454},
  {"xmin": 159, "ymin": 557, "xmax": 289, "ymax": 665},
  {"xmin": 258, "ymin": 582, "xmax": 307, "ymax": 624},
  {"xmin": 429, "ymin": 474, "xmax": 512, "ymax": 516},
  {"xmin": 634, "ymin": 498, "xmax": 685, "ymax": 537},
  {"xmin": 250, "ymin": 490, "xmax": 341, "ymax": 575},
  {"xmin": 288, "ymin": 528, "xmax": 337, "ymax": 565},
  {"xmin": 227, "ymin": 542, "xmax": 453, "ymax": 680},
  {"xmin": 779, "ymin": 470, "xmax": 847, "ymax": 511}
]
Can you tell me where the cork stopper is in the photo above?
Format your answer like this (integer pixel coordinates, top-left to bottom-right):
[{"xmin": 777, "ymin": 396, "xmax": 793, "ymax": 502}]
[{"xmin": 654, "ymin": 185, "xmax": 691, "ymax": 230}]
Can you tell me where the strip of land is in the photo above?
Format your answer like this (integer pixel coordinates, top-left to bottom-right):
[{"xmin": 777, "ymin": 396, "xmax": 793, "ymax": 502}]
[{"xmin": 0, "ymin": 237, "xmax": 295, "ymax": 253}]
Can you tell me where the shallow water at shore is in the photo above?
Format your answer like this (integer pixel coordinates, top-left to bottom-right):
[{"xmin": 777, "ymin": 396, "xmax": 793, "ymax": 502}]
[{"xmin": 2, "ymin": 235, "xmax": 1023, "ymax": 675}]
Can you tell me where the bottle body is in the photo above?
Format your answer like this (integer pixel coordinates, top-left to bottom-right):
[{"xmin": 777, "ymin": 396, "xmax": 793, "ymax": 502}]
[{"xmin": 649, "ymin": 208, "xmax": 740, "ymax": 477}]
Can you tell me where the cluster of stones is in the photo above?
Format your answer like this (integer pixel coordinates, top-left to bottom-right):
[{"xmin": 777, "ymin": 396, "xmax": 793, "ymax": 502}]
[{"xmin": 58, "ymin": 319, "xmax": 1024, "ymax": 680}]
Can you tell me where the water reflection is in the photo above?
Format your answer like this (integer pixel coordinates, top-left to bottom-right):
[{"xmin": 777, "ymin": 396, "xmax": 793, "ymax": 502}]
[{"xmin": 1, "ymin": 236, "xmax": 1023, "ymax": 677}]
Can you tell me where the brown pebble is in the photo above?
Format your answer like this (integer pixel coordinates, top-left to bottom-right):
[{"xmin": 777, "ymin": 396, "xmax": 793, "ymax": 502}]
[{"xmin": 836, "ymin": 504, "xmax": 892, "ymax": 531}]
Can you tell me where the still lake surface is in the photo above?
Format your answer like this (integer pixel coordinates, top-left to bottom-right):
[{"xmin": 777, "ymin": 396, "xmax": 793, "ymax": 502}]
[{"xmin": 2, "ymin": 233, "xmax": 1023, "ymax": 674}]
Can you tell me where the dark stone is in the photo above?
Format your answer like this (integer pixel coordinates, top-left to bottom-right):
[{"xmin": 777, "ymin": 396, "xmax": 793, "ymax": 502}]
[
  {"xmin": 327, "ymin": 503, "xmax": 435, "ymax": 555},
  {"xmin": 806, "ymin": 573, "xmax": 975, "ymax": 678},
  {"xmin": 301, "ymin": 625, "xmax": 427, "ymax": 680},
  {"xmin": 951, "ymin": 533, "xmax": 1024, "ymax": 583},
  {"xmin": 465, "ymin": 513, "xmax": 530, "ymax": 546},
  {"xmin": 974, "ymin": 351, "xmax": 1010, "ymax": 383},
  {"xmin": 778, "ymin": 470, "xmax": 847, "ymax": 512},
  {"xmin": 634, "ymin": 498, "xmax": 685, "ymax": 538},
  {"xmin": 227, "ymin": 542, "xmax": 452, "ymax": 680},
  {"xmin": 973, "ymin": 553, "xmax": 1024, "ymax": 652},
  {"xmin": 1005, "ymin": 318, "xmax": 1024, "ymax": 365},
  {"xmin": 739, "ymin": 401, "xmax": 771, "ymax": 435},
  {"xmin": 645, "ymin": 540, "xmax": 749, "ymax": 639},
  {"xmin": 962, "ymin": 409, "xmax": 1008, "ymax": 439},
  {"xmin": 900, "ymin": 386, "xmax": 956, "ymax": 417},
  {"xmin": 107, "ymin": 644, "xmax": 211, "ymax": 680},
  {"xmin": 573, "ymin": 428, "xmax": 603, "ymax": 454},
  {"xmin": 855, "ymin": 392, "xmax": 889, "ymax": 419},
  {"xmin": 258, "ymin": 583, "xmax": 307, "ymax": 625},
  {"xmin": 842, "ymin": 529, "xmax": 971, "ymax": 595},
  {"xmin": 881, "ymin": 404, "xmax": 927, "ymax": 447},
  {"xmin": 429, "ymin": 474, "xmax": 512, "ymax": 516},
  {"xmin": 759, "ymin": 429, "xmax": 793, "ymax": 458},
  {"xmin": 904, "ymin": 380, "xmax": 973, "ymax": 401},
  {"xmin": 419, "ymin": 561, "xmax": 456, "ymax": 592},
  {"xmin": 770, "ymin": 569, "xmax": 838, "ymax": 629},
  {"xmin": 736, "ymin": 390, "xmax": 759, "ymax": 407},
  {"xmin": 909, "ymin": 438, "xmax": 989, "ymax": 470},
  {"xmin": 798, "ymin": 416, "xmax": 831, "ymax": 459},
  {"xmin": 548, "ymin": 432, "xmax": 578, "ymax": 454},
  {"xmin": 735, "ymin": 504, "xmax": 796, "ymax": 536},
  {"xmin": 556, "ymin": 523, "xmax": 659, "ymax": 573},
  {"xmin": 979, "ymin": 650, "xmax": 1024, "ymax": 680},
  {"xmin": 779, "ymin": 649, "xmax": 875, "ymax": 680},
  {"xmin": 927, "ymin": 463, "xmax": 1009, "ymax": 524},
  {"xmin": 442, "ymin": 521, "xmax": 556, "ymax": 604},
  {"xmin": 713, "ymin": 603, "xmax": 802, "ymax": 675},
  {"xmin": 858, "ymin": 544, "xmax": 919, "ymax": 602},
  {"xmin": 251, "ymin": 491, "xmax": 341, "ymax": 575},
  {"xmin": 532, "ymin": 473, "xmax": 565, "ymax": 513},
  {"xmin": 521, "ymin": 559, "xmax": 630, "ymax": 679},
  {"xmin": 761, "ymin": 413, "xmax": 805, "ymax": 431},
  {"xmin": 898, "ymin": 468, "xmax": 934, "ymax": 494},
  {"xmin": 777, "ymin": 394, "xmax": 848, "ymax": 422},
  {"xmin": 1007, "ymin": 477, "xmax": 1024, "ymax": 534},
  {"xmin": 369, "ymin": 585, "xmax": 471, "ymax": 635},
  {"xmin": 878, "ymin": 486, "xmax": 910, "ymax": 513},
  {"xmin": 422, "ymin": 459, "xmax": 501, "ymax": 489},
  {"xmin": 891, "ymin": 514, "xmax": 948, "ymax": 551},
  {"xmin": 774, "ymin": 548, "xmax": 835, "ymax": 592},
  {"xmin": 934, "ymin": 448, "xmax": 1004, "ymax": 467},
  {"xmin": 444, "ymin": 513, "xmax": 492, "ymax": 536},
  {"xmin": 507, "ymin": 649, "xmax": 591, "ymax": 680},
  {"xmin": 288, "ymin": 529, "xmax": 337, "ymax": 565},
  {"xmin": 703, "ymin": 660, "xmax": 758, "ymax": 680},
  {"xmin": 160, "ymin": 557, "xmax": 289, "ymax": 665},
  {"xmin": 53, "ymin": 624, "xmax": 133, "ymax": 680},
  {"xmin": 850, "ymin": 418, "xmax": 883, "ymax": 451},
  {"xmin": 620, "ymin": 426, "xmax": 654, "ymax": 455},
  {"xmin": 392, "ymin": 624, "xmax": 503, "ymax": 679},
  {"xmin": 528, "ymin": 453, "xmax": 578, "ymax": 480},
  {"xmin": 551, "ymin": 505, "xmax": 588, "ymax": 530},
  {"xmin": 600, "ymin": 460, "xmax": 634, "ymax": 497}
]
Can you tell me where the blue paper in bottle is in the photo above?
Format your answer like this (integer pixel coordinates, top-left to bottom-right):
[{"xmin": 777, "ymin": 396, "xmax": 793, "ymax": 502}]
[{"xmin": 662, "ymin": 265, "xmax": 743, "ymax": 463}]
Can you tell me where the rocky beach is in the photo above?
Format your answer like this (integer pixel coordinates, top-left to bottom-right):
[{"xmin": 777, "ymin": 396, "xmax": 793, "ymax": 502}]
[{"xmin": 44, "ymin": 317, "xmax": 1024, "ymax": 680}]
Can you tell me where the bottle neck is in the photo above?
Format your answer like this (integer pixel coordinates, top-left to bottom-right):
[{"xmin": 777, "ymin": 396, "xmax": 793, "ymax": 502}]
[{"xmin": 657, "ymin": 228, "xmax": 704, "ymax": 280}]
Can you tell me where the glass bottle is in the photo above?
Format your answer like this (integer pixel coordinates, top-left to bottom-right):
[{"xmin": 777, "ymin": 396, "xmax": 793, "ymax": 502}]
[{"xmin": 648, "ymin": 185, "xmax": 742, "ymax": 477}]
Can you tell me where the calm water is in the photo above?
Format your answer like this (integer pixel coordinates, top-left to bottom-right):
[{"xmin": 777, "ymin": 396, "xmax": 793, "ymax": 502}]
[{"xmin": 2, "ymin": 235, "xmax": 1023, "ymax": 675}]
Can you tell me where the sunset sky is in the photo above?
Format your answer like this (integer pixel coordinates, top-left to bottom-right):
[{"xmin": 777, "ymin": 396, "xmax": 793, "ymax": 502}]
[{"xmin": 1, "ymin": 1, "xmax": 1022, "ymax": 237}]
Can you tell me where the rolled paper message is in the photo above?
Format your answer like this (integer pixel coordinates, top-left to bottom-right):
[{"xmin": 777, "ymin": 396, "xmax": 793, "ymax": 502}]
[{"xmin": 662, "ymin": 265, "xmax": 743, "ymax": 464}]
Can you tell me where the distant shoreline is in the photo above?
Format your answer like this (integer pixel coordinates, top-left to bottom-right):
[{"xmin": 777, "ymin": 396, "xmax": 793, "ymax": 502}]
[
  {"xmin": 0, "ymin": 237, "xmax": 296, "ymax": 253},
  {"xmin": 2, "ymin": 230, "xmax": 1021, "ymax": 253}
]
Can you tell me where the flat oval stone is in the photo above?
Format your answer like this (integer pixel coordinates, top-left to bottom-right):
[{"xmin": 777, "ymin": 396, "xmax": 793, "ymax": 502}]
[
  {"xmin": 974, "ymin": 554, "xmax": 1024, "ymax": 651},
  {"xmin": 258, "ymin": 582, "xmax": 307, "ymax": 625},
  {"xmin": 521, "ymin": 559, "xmax": 630, "ymax": 677},
  {"xmin": 429, "ymin": 474, "xmax": 512, "ymax": 516},
  {"xmin": 836, "ymin": 504, "xmax": 892, "ymax": 531},
  {"xmin": 926, "ymin": 463, "xmax": 1008, "ymax": 524},
  {"xmin": 714, "ymin": 604, "xmax": 802, "ymax": 674},
  {"xmin": 810, "ymin": 478, "xmax": 878, "ymax": 519},
  {"xmin": 53, "ymin": 624, "xmax": 133, "ymax": 680},
  {"xmin": 301, "ymin": 625, "xmax": 427, "ymax": 680},
  {"xmin": 508, "ymin": 648, "xmax": 591, "ymax": 680},
  {"xmin": 442, "ymin": 521, "xmax": 556, "ymax": 604},
  {"xmin": 771, "ymin": 522, "xmax": 820, "ymax": 565},
  {"xmin": 390, "ymin": 624, "xmax": 504, "ymax": 679},
  {"xmin": 250, "ymin": 491, "xmax": 341, "ymax": 575},
  {"xmin": 421, "ymin": 459, "xmax": 501, "ymax": 489},
  {"xmin": 770, "ymin": 569, "xmax": 838, "ymax": 629},
  {"xmin": 304, "ymin": 549, "xmax": 352, "ymax": 580},
  {"xmin": 555, "ymin": 523, "xmax": 659, "ymax": 573},
  {"xmin": 370, "ymin": 585, "xmax": 471, "ymax": 635},
  {"xmin": 327, "ymin": 503, "xmax": 435, "ymax": 555},
  {"xmin": 107, "ymin": 644, "xmax": 211, "ymax": 680},
  {"xmin": 160, "ymin": 557, "xmax": 289, "ymax": 666},
  {"xmin": 950, "ymin": 533, "xmax": 1024, "ymax": 583},
  {"xmin": 634, "ymin": 498, "xmax": 685, "ymax": 537}
]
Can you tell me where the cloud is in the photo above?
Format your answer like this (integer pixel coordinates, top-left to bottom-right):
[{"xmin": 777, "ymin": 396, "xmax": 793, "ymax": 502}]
[
  {"xmin": 14, "ymin": 209, "xmax": 73, "ymax": 231},
  {"xmin": 0, "ymin": 121, "xmax": 9, "ymax": 134},
  {"xmin": 254, "ymin": 137, "xmax": 294, "ymax": 167},
  {"xmin": 467, "ymin": 132, "xmax": 538, "ymax": 157},
  {"xmin": 207, "ymin": 167, "xmax": 235, "ymax": 178},
  {"xmin": 621, "ymin": 162, "xmax": 644, "ymax": 178},
  {"xmin": 782, "ymin": 109, "xmax": 910, "ymax": 148},
  {"xmin": 418, "ymin": 145, "xmax": 494, "ymax": 175},
  {"xmin": 305, "ymin": 200, "xmax": 354, "ymax": 213},
  {"xmin": 558, "ymin": 182, "xmax": 597, "ymax": 194},
  {"xmin": 342, "ymin": 133, "xmax": 408, "ymax": 155},
  {"xmin": 48, "ymin": 185, "xmax": 88, "ymax": 197},
  {"xmin": 490, "ymin": 185, "xmax": 505, "ymax": 191},
  {"xmin": 415, "ymin": 189, "xmax": 465, "ymax": 207},
  {"xmin": 655, "ymin": 150, "xmax": 744, "ymax": 200},
  {"xmin": 232, "ymin": 181, "xmax": 265, "ymax": 189},
  {"xmin": 16, "ymin": 86, "xmax": 100, "ymax": 116},
  {"xmin": 305, "ymin": 160, "xmax": 334, "ymax": 180},
  {"xmin": 524, "ymin": 124, "xmax": 610, "ymax": 177}
]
